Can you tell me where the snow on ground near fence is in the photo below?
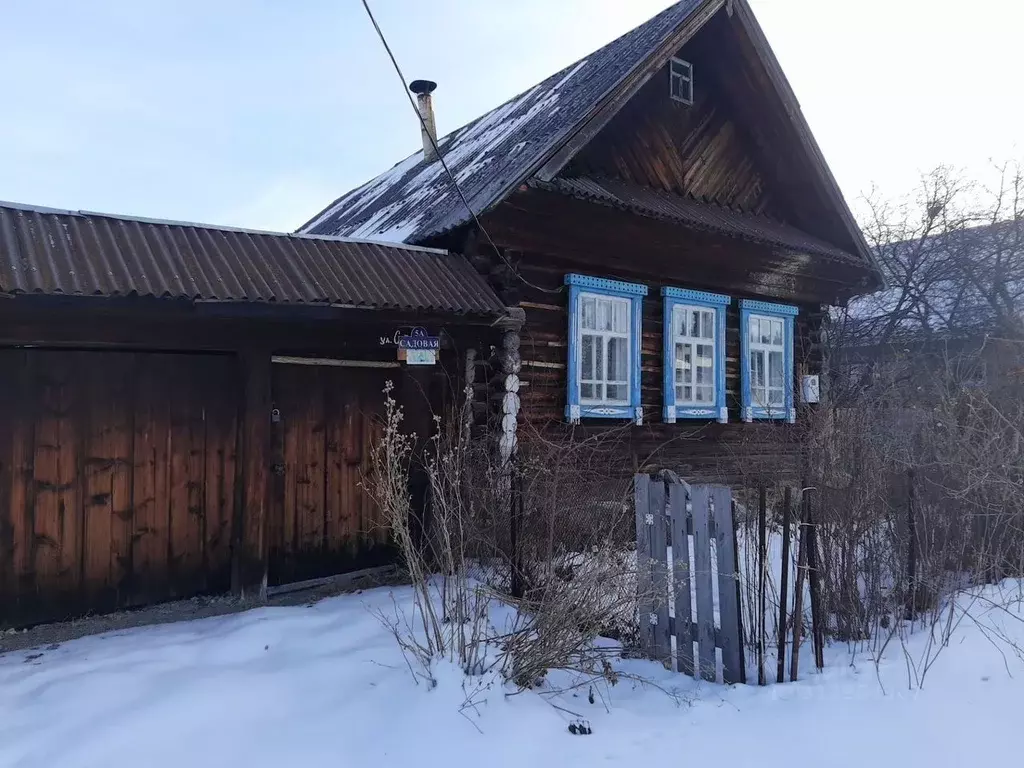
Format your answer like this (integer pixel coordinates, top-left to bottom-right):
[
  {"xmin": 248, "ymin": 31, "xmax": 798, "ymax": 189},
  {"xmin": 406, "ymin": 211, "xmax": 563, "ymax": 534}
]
[{"xmin": 2, "ymin": 582, "xmax": 1024, "ymax": 768}]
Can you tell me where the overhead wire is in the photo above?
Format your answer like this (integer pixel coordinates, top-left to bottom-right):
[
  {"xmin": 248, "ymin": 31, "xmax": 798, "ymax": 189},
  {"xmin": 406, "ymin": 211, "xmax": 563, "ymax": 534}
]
[{"xmin": 359, "ymin": 0, "xmax": 562, "ymax": 296}]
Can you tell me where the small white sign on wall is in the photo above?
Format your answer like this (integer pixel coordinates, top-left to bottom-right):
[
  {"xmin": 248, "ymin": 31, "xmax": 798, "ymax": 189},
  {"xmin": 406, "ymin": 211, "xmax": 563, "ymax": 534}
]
[
  {"xmin": 801, "ymin": 374, "xmax": 820, "ymax": 404},
  {"xmin": 405, "ymin": 348, "xmax": 437, "ymax": 366}
]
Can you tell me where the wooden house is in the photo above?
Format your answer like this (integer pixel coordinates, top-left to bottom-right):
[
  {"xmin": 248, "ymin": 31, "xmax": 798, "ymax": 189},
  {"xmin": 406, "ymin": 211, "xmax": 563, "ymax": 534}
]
[
  {"xmin": 0, "ymin": 203, "xmax": 508, "ymax": 625},
  {"xmin": 302, "ymin": 0, "xmax": 884, "ymax": 483}
]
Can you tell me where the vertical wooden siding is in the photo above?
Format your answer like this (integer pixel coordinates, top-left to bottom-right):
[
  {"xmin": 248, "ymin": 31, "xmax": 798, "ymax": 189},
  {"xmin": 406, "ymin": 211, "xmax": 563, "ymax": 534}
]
[
  {"xmin": 0, "ymin": 349, "xmax": 238, "ymax": 626},
  {"xmin": 267, "ymin": 364, "xmax": 392, "ymax": 587}
]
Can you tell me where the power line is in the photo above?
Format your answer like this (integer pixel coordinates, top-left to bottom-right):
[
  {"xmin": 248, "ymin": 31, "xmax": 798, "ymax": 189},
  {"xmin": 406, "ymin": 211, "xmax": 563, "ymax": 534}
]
[{"xmin": 359, "ymin": 0, "xmax": 560, "ymax": 296}]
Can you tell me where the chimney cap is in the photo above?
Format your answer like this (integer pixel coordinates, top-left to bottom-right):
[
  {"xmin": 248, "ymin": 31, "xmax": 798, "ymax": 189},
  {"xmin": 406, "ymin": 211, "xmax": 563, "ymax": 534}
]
[{"xmin": 409, "ymin": 79, "xmax": 437, "ymax": 95}]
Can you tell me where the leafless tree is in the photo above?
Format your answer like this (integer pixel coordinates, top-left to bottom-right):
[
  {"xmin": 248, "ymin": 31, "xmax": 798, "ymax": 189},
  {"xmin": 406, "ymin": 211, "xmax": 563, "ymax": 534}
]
[{"xmin": 804, "ymin": 161, "xmax": 1024, "ymax": 685}]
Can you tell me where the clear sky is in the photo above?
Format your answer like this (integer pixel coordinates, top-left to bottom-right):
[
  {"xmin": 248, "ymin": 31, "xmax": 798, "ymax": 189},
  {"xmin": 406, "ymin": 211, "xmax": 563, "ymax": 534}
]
[{"xmin": 0, "ymin": 0, "xmax": 1019, "ymax": 232}]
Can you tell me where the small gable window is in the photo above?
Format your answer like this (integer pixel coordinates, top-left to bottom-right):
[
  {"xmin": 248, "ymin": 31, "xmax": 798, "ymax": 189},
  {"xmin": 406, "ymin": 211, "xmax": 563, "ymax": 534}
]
[
  {"xmin": 566, "ymin": 274, "xmax": 647, "ymax": 424},
  {"xmin": 740, "ymin": 300, "xmax": 799, "ymax": 422},
  {"xmin": 662, "ymin": 287, "xmax": 730, "ymax": 423},
  {"xmin": 669, "ymin": 57, "xmax": 693, "ymax": 105}
]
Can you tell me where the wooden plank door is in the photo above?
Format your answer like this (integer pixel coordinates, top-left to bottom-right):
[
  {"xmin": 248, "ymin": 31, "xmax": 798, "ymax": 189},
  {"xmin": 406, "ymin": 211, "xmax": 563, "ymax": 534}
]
[
  {"xmin": 267, "ymin": 362, "xmax": 394, "ymax": 587},
  {"xmin": 0, "ymin": 349, "xmax": 239, "ymax": 626}
]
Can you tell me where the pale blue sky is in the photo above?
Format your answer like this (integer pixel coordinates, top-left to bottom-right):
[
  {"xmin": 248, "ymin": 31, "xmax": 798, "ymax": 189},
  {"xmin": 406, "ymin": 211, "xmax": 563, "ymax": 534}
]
[{"xmin": 1, "ymin": 0, "xmax": 1019, "ymax": 232}]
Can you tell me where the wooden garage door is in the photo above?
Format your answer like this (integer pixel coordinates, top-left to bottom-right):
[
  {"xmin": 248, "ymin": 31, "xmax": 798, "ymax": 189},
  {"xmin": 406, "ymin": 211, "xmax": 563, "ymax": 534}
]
[
  {"xmin": 268, "ymin": 362, "xmax": 394, "ymax": 587},
  {"xmin": 0, "ymin": 349, "xmax": 239, "ymax": 626}
]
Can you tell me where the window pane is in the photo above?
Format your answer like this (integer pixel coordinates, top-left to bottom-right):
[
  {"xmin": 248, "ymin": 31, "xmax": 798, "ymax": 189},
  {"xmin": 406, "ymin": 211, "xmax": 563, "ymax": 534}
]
[
  {"xmin": 695, "ymin": 343, "xmax": 713, "ymax": 397},
  {"xmin": 581, "ymin": 334, "xmax": 594, "ymax": 380},
  {"xmin": 608, "ymin": 336, "xmax": 628, "ymax": 382},
  {"xmin": 749, "ymin": 318, "xmax": 760, "ymax": 344},
  {"xmin": 751, "ymin": 350, "xmax": 765, "ymax": 389},
  {"xmin": 597, "ymin": 299, "xmax": 610, "ymax": 331},
  {"xmin": 677, "ymin": 342, "xmax": 693, "ymax": 385},
  {"xmin": 696, "ymin": 342, "xmax": 713, "ymax": 367},
  {"xmin": 768, "ymin": 388, "xmax": 784, "ymax": 406},
  {"xmin": 697, "ymin": 385, "xmax": 714, "ymax": 403},
  {"xmin": 612, "ymin": 300, "xmax": 628, "ymax": 333},
  {"xmin": 761, "ymin": 322, "xmax": 771, "ymax": 344},
  {"xmin": 683, "ymin": 385, "xmax": 693, "ymax": 401},
  {"xmin": 581, "ymin": 297, "xmax": 596, "ymax": 330},
  {"xmin": 772, "ymin": 320, "xmax": 783, "ymax": 346},
  {"xmin": 595, "ymin": 336, "xmax": 605, "ymax": 382},
  {"xmin": 675, "ymin": 384, "xmax": 683, "ymax": 400},
  {"xmin": 581, "ymin": 383, "xmax": 594, "ymax": 399},
  {"xmin": 769, "ymin": 350, "xmax": 784, "ymax": 388},
  {"xmin": 606, "ymin": 383, "xmax": 625, "ymax": 401},
  {"xmin": 702, "ymin": 310, "xmax": 714, "ymax": 339},
  {"xmin": 690, "ymin": 310, "xmax": 701, "ymax": 337}
]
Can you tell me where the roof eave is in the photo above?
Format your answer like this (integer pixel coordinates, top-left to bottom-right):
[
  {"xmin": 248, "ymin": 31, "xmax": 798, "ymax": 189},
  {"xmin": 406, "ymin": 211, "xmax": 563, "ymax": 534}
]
[{"xmin": 730, "ymin": 0, "xmax": 885, "ymax": 287}]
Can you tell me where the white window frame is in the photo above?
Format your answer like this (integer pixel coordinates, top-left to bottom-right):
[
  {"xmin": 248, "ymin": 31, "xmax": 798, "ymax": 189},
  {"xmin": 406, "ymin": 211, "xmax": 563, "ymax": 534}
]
[
  {"xmin": 565, "ymin": 274, "xmax": 647, "ymax": 424},
  {"xmin": 748, "ymin": 314, "xmax": 787, "ymax": 411},
  {"xmin": 578, "ymin": 291, "xmax": 632, "ymax": 407},
  {"xmin": 671, "ymin": 304, "xmax": 717, "ymax": 407},
  {"xmin": 662, "ymin": 287, "xmax": 730, "ymax": 423}
]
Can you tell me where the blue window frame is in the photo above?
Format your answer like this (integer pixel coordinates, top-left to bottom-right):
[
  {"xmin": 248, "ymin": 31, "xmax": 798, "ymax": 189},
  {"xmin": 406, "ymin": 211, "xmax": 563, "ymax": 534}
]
[
  {"xmin": 739, "ymin": 299, "xmax": 799, "ymax": 422},
  {"xmin": 661, "ymin": 287, "xmax": 730, "ymax": 423},
  {"xmin": 565, "ymin": 274, "xmax": 646, "ymax": 424}
]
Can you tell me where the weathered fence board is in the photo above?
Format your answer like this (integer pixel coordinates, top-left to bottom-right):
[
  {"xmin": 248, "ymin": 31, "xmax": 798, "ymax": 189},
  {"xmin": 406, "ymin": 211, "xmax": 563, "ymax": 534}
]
[
  {"xmin": 648, "ymin": 479, "xmax": 670, "ymax": 661},
  {"xmin": 690, "ymin": 484, "xmax": 717, "ymax": 682},
  {"xmin": 712, "ymin": 486, "xmax": 743, "ymax": 684},
  {"xmin": 636, "ymin": 474, "xmax": 744, "ymax": 684},
  {"xmin": 669, "ymin": 481, "xmax": 693, "ymax": 676},
  {"xmin": 634, "ymin": 474, "xmax": 655, "ymax": 655}
]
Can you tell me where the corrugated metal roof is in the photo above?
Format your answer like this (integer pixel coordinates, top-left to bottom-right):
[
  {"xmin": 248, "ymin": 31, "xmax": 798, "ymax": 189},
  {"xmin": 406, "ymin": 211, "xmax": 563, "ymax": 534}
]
[
  {"xmin": 0, "ymin": 202, "xmax": 506, "ymax": 315},
  {"xmin": 531, "ymin": 176, "xmax": 861, "ymax": 263},
  {"xmin": 300, "ymin": 0, "xmax": 706, "ymax": 242}
]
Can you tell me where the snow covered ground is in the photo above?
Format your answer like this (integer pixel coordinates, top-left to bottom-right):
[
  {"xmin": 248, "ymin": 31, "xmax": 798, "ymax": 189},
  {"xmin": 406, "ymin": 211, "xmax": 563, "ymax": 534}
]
[{"xmin": 1, "ymin": 581, "xmax": 1022, "ymax": 768}]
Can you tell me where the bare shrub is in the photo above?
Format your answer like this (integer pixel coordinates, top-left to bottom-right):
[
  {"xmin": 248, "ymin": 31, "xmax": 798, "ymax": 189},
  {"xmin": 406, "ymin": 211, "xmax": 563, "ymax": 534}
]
[
  {"xmin": 364, "ymin": 383, "xmax": 656, "ymax": 692},
  {"xmin": 810, "ymin": 161, "xmax": 1024, "ymax": 684},
  {"xmin": 727, "ymin": 162, "xmax": 1024, "ymax": 687}
]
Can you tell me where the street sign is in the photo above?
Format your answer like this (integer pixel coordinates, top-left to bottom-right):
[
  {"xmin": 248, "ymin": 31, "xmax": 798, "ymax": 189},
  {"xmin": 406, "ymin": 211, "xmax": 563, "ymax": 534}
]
[{"xmin": 398, "ymin": 327, "xmax": 440, "ymax": 350}]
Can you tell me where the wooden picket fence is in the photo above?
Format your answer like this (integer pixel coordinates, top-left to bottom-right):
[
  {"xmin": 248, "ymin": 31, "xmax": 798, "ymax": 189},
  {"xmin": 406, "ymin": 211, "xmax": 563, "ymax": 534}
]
[{"xmin": 634, "ymin": 473, "xmax": 745, "ymax": 684}]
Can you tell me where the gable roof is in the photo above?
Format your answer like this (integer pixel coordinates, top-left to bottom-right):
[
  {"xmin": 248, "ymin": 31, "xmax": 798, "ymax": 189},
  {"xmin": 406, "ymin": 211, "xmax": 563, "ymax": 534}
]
[
  {"xmin": 0, "ymin": 201, "xmax": 506, "ymax": 316},
  {"xmin": 301, "ymin": 0, "xmax": 877, "ymax": 281}
]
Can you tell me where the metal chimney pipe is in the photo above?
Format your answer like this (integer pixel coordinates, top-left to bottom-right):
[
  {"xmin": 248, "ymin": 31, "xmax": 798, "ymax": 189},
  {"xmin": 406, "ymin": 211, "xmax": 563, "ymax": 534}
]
[{"xmin": 409, "ymin": 80, "xmax": 438, "ymax": 162}]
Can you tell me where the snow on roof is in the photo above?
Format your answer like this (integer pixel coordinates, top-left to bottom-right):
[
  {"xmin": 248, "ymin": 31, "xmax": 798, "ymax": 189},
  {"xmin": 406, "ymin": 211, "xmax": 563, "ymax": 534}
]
[
  {"xmin": 841, "ymin": 220, "xmax": 1024, "ymax": 344},
  {"xmin": 300, "ymin": 0, "xmax": 705, "ymax": 243}
]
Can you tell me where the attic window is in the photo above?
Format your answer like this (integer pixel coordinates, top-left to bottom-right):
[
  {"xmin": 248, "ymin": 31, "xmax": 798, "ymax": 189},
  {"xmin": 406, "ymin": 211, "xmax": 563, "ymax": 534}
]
[{"xmin": 669, "ymin": 57, "xmax": 693, "ymax": 104}]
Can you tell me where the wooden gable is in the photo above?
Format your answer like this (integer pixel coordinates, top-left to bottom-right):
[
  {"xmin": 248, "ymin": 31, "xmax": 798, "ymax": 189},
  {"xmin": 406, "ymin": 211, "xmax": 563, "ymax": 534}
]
[
  {"xmin": 565, "ymin": 24, "xmax": 778, "ymax": 218},
  {"xmin": 561, "ymin": 9, "xmax": 860, "ymax": 255}
]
